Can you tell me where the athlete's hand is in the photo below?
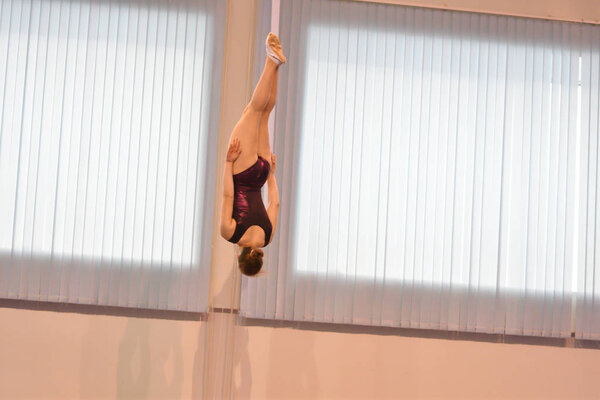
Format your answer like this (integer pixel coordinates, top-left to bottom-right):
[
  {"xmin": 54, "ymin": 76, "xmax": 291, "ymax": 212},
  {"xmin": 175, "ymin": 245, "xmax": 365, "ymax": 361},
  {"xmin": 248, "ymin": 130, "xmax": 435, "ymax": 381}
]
[
  {"xmin": 270, "ymin": 153, "xmax": 276, "ymax": 175},
  {"xmin": 227, "ymin": 138, "xmax": 241, "ymax": 162}
]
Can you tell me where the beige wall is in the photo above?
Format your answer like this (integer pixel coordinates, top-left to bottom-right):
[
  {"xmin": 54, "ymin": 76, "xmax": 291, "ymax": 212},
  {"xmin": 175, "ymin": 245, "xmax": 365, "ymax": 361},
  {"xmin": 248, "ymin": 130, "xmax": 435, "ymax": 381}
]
[
  {"xmin": 233, "ymin": 325, "xmax": 600, "ymax": 399},
  {"xmin": 1, "ymin": 305, "xmax": 598, "ymax": 399},
  {"xmin": 0, "ymin": 306, "xmax": 205, "ymax": 399},
  {"xmin": 1, "ymin": 0, "xmax": 599, "ymax": 399},
  {"xmin": 357, "ymin": 0, "xmax": 600, "ymax": 24}
]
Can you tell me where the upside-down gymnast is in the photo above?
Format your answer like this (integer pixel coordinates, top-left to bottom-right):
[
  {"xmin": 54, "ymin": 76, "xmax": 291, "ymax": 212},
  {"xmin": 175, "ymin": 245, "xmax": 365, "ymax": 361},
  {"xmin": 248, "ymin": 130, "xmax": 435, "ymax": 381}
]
[{"xmin": 219, "ymin": 33, "xmax": 286, "ymax": 276}]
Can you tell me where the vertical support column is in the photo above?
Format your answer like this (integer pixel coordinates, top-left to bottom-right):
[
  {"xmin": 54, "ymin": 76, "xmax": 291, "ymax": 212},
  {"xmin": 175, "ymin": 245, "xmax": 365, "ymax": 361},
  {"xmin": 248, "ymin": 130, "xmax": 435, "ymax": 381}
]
[
  {"xmin": 202, "ymin": 0, "xmax": 258, "ymax": 398},
  {"xmin": 270, "ymin": 0, "xmax": 280, "ymax": 34},
  {"xmin": 268, "ymin": 0, "xmax": 281, "ymax": 145},
  {"xmin": 208, "ymin": 1, "xmax": 258, "ymax": 311}
]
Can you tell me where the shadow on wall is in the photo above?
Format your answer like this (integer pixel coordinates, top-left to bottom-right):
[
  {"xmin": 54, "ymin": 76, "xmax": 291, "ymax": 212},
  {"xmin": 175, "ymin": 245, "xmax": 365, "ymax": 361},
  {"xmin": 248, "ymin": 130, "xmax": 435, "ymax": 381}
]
[
  {"xmin": 115, "ymin": 314, "xmax": 185, "ymax": 399},
  {"xmin": 266, "ymin": 327, "xmax": 319, "ymax": 399},
  {"xmin": 78, "ymin": 314, "xmax": 141, "ymax": 398},
  {"xmin": 191, "ymin": 320, "xmax": 206, "ymax": 399},
  {"xmin": 115, "ymin": 317, "xmax": 152, "ymax": 399},
  {"xmin": 233, "ymin": 323, "xmax": 252, "ymax": 397},
  {"xmin": 194, "ymin": 260, "xmax": 253, "ymax": 398},
  {"xmin": 77, "ymin": 309, "xmax": 185, "ymax": 399}
]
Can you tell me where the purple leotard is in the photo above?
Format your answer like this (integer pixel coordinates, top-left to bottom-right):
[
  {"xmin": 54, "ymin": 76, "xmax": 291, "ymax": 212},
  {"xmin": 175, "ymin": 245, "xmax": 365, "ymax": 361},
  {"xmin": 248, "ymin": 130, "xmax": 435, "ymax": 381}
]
[{"xmin": 227, "ymin": 156, "xmax": 272, "ymax": 247}]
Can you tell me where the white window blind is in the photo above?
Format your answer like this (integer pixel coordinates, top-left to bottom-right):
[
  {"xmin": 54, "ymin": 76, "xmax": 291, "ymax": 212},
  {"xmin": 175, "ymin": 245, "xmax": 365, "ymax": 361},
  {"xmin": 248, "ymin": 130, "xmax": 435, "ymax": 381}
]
[
  {"xmin": 0, "ymin": 0, "xmax": 225, "ymax": 312},
  {"xmin": 242, "ymin": 0, "xmax": 600, "ymax": 338}
]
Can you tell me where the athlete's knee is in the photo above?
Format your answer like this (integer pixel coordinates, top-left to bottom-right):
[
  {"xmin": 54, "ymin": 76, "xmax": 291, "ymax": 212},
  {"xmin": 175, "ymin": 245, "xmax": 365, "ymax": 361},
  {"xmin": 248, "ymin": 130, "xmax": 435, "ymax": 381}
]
[
  {"xmin": 265, "ymin": 96, "xmax": 276, "ymax": 113},
  {"xmin": 250, "ymin": 92, "xmax": 270, "ymax": 112}
]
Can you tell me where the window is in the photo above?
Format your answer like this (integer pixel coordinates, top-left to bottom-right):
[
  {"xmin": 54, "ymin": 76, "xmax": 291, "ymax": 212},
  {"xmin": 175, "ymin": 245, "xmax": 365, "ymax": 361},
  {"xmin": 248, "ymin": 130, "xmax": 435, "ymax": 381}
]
[
  {"xmin": 0, "ymin": 0, "xmax": 225, "ymax": 311},
  {"xmin": 242, "ymin": 0, "xmax": 600, "ymax": 339}
]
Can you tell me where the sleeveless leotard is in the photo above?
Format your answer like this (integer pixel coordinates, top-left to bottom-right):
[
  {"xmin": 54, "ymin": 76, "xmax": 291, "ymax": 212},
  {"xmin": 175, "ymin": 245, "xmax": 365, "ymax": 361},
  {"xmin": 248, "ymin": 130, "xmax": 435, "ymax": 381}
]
[{"xmin": 227, "ymin": 156, "xmax": 272, "ymax": 247}]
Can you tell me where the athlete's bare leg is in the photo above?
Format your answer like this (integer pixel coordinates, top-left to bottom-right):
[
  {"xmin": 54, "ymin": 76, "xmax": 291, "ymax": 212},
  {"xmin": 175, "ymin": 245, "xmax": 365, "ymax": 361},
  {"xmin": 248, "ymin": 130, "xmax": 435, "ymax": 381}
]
[
  {"xmin": 229, "ymin": 33, "xmax": 284, "ymax": 174},
  {"xmin": 257, "ymin": 58, "xmax": 279, "ymax": 162}
]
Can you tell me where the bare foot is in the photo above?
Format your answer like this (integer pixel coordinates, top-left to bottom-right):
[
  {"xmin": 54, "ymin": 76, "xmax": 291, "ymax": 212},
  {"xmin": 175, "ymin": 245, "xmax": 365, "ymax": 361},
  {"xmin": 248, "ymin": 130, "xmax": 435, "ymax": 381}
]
[{"xmin": 266, "ymin": 32, "xmax": 286, "ymax": 64}]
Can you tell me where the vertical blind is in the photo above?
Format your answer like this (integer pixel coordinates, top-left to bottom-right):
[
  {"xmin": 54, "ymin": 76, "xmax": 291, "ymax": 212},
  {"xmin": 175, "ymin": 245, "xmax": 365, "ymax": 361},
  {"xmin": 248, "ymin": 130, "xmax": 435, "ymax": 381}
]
[
  {"xmin": 578, "ymin": 27, "xmax": 600, "ymax": 340},
  {"xmin": 242, "ymin": 0, "xmax": 600, "ymax": 338},
  {"xmin": 0, "ymin": 0, "xmax": 225, "ymax": 312}
]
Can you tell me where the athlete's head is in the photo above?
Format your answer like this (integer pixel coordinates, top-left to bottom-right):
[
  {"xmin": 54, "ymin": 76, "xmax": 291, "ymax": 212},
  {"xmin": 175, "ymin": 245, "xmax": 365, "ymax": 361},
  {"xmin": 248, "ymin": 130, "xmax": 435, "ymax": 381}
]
[{"xmin": 238, "ymin": 247, "xmax": 264, "ymax": 276}]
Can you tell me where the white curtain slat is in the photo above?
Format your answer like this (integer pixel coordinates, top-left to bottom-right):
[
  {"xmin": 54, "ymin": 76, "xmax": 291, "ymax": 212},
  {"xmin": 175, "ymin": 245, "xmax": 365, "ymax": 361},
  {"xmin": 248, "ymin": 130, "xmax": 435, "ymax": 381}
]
[
  {"xmin": 554, "ymin": 22, "xmax": 571, "ymax": 336},
  {"xmin": 565, "ymin": 39, "xmax": 577, "ymax": 336},
  {"xmin": 577, "ymin": 24, "xmax": 592, "ymax": 339},
  {"xmin": 590, "ymin": 28, "xmax": 600, "ymax": 339},
  {"xmin": 545, "ymin": 22, "xmax": 560, "ymax": 336},
  {"xmin": 439, "ymin": 10, "xmax": 461, "ymax": 331},
  {"xmin": 0, "ymin": 0, "xmax": 224, "ymax": 312},
  {"xmin": 322, "ymin": 0, "xmax": 341, "ymax": 323}
]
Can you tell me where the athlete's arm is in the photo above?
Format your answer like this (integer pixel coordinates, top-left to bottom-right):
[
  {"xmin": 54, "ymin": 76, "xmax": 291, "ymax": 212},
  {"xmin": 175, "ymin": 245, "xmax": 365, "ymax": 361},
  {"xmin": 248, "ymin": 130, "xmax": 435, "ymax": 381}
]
[
  {"xmin": 266, "ymin": 154, "xmax": 280, "ymax": 244},
  {"xmin": 220, "ymin": 139, "xmax": 241, "ymax": 240}
]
